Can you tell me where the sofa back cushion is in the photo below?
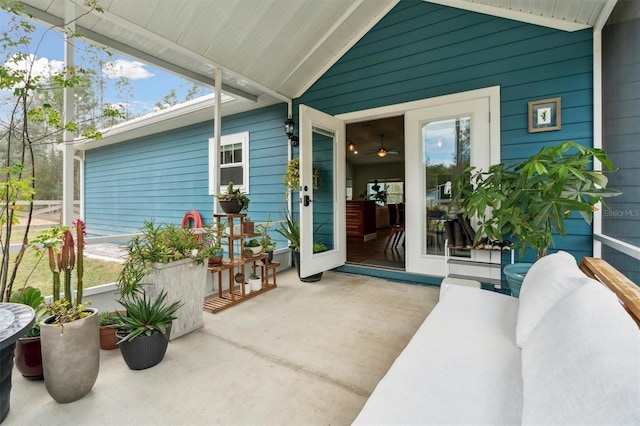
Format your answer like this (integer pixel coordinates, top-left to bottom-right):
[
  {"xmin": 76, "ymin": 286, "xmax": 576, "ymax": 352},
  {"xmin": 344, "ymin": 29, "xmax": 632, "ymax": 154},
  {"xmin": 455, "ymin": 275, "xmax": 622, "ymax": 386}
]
[
  {"xmin": 516, "ymin": 251, "xmax": 591, "ymax": 347},
  {"xmin": 521, "ymin": 281, "xmax": 640, "ymax": 425}
]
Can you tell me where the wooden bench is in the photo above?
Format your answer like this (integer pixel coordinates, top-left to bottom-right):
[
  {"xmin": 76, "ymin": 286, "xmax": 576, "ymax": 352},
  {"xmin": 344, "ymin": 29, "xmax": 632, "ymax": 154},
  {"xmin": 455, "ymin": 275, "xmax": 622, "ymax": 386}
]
[{"xmin": 579, "ymin": 257, "xmax": 640, "ymax": 327}]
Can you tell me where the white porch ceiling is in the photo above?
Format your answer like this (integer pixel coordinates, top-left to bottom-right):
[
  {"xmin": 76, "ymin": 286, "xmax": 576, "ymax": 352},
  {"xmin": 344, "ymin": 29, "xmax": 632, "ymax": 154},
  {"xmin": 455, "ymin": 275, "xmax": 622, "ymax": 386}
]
[{"xmin": 19, "ymin": 0, "xmax": 615, "ymax": 115}]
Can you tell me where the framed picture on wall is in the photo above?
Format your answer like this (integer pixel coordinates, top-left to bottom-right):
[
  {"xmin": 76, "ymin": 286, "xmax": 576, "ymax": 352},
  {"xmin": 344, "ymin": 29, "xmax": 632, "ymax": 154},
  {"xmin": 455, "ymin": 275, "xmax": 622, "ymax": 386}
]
[{"xmin": 528, "ymin": 97, "xmax": 561, "ymax": 132}]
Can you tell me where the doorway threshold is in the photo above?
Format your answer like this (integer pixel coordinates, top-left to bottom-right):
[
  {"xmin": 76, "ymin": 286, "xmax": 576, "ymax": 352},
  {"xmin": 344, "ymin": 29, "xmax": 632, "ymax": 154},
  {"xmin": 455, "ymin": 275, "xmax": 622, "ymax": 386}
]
[{"xmin": 337, "ymin": 263, "xmax": 442, "ymax": 286}]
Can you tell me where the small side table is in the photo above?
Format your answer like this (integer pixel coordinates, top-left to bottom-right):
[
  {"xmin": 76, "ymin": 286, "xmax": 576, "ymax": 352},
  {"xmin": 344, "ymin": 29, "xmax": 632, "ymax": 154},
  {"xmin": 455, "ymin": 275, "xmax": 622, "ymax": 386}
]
[{"xmin": 0, "ymin": 303, "xmax": 36, "ymax": 423}]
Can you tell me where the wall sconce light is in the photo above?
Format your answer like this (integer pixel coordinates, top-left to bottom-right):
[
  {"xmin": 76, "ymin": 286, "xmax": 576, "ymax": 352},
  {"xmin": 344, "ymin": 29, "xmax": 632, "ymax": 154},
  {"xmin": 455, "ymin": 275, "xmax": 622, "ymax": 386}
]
[
  {"xmin": 348, "ymin": 139, "xmax": 356, "ymax": 152},
  {"xmin": 284, "ymin": 116, "xmax": 299, "ymax": 147}
]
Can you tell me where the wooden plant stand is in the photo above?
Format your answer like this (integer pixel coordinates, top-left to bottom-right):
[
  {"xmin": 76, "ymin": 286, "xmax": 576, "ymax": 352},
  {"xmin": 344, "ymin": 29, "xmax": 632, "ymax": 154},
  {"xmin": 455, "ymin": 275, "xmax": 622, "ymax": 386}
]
[{"xmin": 203, "ymin": 213, "xmax": 278, "ymax": 313}]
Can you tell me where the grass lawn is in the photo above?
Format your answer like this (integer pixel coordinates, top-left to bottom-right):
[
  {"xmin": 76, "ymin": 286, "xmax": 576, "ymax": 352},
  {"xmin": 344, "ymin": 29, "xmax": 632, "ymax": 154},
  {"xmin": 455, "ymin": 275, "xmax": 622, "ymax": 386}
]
[{"xmin": 10, "ymin": 251, "xmax": 122, "ymax": 297}]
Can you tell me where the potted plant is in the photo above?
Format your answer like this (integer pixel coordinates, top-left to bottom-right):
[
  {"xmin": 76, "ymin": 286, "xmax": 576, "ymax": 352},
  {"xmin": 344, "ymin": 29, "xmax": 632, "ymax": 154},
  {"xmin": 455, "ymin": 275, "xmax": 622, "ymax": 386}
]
[
  {"xmin": 283, "ymin": 158, "xmax": 321, "ymax": 199},
  {"xmin": 199, "ymin": 222, "xmax": 227, "ymax": 267},
  {"xmin": 32, "ymin": 220, "xmax": 100, "ymax": 403},
  {"xmin": 248, "ymin": 272, "xmax": 262, "ymax": 292},
  {"xmin": 242, "ymin": 216, "xmax": 255, "ymax": 235},
  {"xmin": 244, "ymin": 239, "xmax": 262, "ymax": 256},
  {"xmin": 257, "ymin": 214, "xmax": 277, "ymax": 264},
  {"xmin": 10, "ymin": 286, "xmax": 45, "ymax": 380},
  {"xmin": 118, "ymin": 219, "xmax": 207, "ymax": 339},
  {"xmin": 216, "ymin": 181, "xmax": 250, "ymax": 214},
  {"xmin": 98, "ymin": 311, "xmax": 122, "ymax": 350},
  {"xmin": 274, "ymin": 212, "xmax": 327, "ymax": 282},
  {"xmin": 116, "ymin": 290, "xmax": 182, "ymax": 370},
  {"xmin": 450, "ymin": 141, "xmax": 620, "ymax": 296}
]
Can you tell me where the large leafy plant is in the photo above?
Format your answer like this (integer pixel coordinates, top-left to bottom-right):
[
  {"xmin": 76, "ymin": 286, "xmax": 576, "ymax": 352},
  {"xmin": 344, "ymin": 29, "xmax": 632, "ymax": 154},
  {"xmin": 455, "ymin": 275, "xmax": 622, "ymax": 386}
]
[{"xmin": 450, "ymin": 141, "xmax": 620, "ymax": 259}]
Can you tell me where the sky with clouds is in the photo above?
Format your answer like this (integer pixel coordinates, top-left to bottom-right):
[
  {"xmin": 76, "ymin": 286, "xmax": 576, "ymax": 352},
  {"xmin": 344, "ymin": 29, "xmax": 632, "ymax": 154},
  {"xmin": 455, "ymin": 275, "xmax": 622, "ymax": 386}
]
[{"xmin": 1, "ymin": 10, "xmax": 211, "ymax": 118}]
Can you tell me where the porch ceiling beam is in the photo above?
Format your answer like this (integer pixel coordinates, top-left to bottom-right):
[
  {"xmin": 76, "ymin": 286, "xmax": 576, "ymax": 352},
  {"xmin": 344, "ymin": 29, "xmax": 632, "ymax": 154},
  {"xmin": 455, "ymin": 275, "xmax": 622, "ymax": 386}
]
[
  {"xmin": 593, "ymin": 0, "xmax": 618, "ymax": 32},
  {"xmin": 426, "ymin": 0, "xmax": 591, "ymax": 32},
  {"xmin": 72, "ymin": 27, "xmax": 259, "ymax": 103},
  {"xmin": 20, "ymin": 3, "xmax": 288, "ymax": 104}
]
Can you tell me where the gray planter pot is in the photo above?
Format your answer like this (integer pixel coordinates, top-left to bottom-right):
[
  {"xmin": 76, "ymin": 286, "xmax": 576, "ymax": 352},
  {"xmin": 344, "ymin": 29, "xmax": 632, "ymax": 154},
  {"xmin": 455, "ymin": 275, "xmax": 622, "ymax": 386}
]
[
  {"xmin": 40, "ymin": 309, "xmax": 100, "ymax": 403},
  {"xmin": 146, "ymin": 258, "xmax": 207, "ymax": 340},
  {"xmin": 117, "ymin": 328, "xmax": 170, "ymax": 370},
  {"xmin": 292, "ymin": 251, "xmax": 323, "ymax": 282}
]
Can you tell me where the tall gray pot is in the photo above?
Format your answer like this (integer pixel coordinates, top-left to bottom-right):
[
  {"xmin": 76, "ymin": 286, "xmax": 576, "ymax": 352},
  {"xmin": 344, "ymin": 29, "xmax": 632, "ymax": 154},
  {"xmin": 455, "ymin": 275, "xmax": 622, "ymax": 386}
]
[{"xmin": 40, "ymin": 309, "xmax": 100, "ymax": 403}]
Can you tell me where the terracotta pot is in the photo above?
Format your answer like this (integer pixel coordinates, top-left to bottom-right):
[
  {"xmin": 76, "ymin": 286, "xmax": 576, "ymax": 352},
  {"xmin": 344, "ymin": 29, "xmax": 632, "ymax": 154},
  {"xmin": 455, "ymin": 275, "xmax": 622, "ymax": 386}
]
[
  {"xmin": 208, "ymin": 255, "xmax": 223, "ymax": 266},
  {"xmin": 100, "ymin": 326, "xmax": 119, "ymax": 350},
  {"xmin": 243, "ymin": 221, "xmax": 255, "ymax": 234},
  {"xmin": 14, "ymin": 336, "xmax": 43, "ymax": 380}
]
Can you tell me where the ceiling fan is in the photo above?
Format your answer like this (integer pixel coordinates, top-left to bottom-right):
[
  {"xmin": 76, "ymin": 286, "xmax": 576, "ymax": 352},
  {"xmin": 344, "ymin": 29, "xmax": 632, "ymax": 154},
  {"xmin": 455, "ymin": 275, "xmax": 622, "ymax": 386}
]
[{"xmin": 369, "ymin": 134, "xmax": 400, "ymax": 157}]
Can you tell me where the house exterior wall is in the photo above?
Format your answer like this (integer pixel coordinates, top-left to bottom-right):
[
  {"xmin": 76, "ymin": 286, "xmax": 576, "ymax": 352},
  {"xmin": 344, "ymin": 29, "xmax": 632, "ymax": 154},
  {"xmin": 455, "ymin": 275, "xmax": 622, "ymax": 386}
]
[
  {"xmin": 296, "ymin": 0, "xmax": 595, "ymax": 261},
  {"xmin": 602, "ymin": 15, "xmax": 640, "ymax": 284},
  {"xmin": 84, "ymin": 1, "xmax": 596, "ymax": 262},
  {"xmin": 84, "ymin": 104, "xmax": 289, "ymax": 235}
]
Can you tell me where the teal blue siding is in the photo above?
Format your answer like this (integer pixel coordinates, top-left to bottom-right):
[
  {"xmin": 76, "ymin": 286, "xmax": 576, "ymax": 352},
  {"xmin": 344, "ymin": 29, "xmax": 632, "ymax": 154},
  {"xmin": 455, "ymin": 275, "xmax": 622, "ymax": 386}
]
[
  {"xmin": 85, "ymin": 104, "xmax": 290, "ymax": 242},
  {"xmin": 296, "ymin": 0, "xmax": 595, "ymax": 262},
  {"xmin": 85, "ymin": 0, "xmax": 597, "ymax": 263}
]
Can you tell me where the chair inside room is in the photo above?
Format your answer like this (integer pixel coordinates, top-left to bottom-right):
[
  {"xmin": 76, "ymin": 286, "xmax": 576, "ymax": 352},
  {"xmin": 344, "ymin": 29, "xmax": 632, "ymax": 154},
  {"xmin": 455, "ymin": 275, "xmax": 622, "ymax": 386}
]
[{"xmin": 384, "ymin": 203, "xmax": 405, "ymax": 250}]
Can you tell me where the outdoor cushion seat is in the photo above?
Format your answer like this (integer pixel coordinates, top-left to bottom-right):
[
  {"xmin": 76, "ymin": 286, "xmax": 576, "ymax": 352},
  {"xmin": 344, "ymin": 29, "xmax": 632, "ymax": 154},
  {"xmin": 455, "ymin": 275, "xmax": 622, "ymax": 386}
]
[{"xmin": 353, "ymin": 251, "xmax": 640, "ymax": 425}]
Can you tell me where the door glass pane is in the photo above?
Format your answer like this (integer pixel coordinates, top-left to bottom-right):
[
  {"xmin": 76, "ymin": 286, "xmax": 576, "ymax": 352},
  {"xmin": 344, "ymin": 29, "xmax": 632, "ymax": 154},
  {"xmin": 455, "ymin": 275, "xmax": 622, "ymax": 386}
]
[
  {"xmin": 423, "ymin": 116, "xmax": 470, "ymax": 255},
  {"xmin": 312, "ymin": 126, "xmax": 335, "ymax": 253}
]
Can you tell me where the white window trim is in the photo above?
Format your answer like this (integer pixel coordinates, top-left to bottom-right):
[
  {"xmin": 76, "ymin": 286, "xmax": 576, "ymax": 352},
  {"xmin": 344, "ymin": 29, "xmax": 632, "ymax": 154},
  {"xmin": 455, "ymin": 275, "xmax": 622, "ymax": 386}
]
[{"xmin": 208, "ymin": 131, "xmax": 250, "ymax": 195}]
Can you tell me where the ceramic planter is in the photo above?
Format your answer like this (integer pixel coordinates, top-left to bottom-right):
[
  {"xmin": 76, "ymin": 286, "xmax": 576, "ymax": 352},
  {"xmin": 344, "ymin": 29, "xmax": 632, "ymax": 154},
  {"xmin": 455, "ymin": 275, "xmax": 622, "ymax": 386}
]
[
  {"xmin": 243, "ymin": 282, "xmax": 251, "ymax": 295},
  {"xmin": 219, "ymin": 200, "xmax": 242, "ymax": 214},
  {"xmin": 40, "ymin": 308, "xmax": 100, "ymax": 403},
  {"xmin": 145, "ymin": 258, "xmax": 207, "ymax": 340},
  {"xmin": 292, "ymin": 250, "xmax": 323, "ymax": 282},
  {"xmin": 504, "ymin": 263, "xmax": 533, "ymax": 298},
  {"xmin": 249, "ymin": 277, "xmax": 262, "ymax": 292},
  {"xmin": 117, "ymin": 328, "xmax": 170, "ymax": 370},
  {"xmin": 208, "ymin": 253, "xmax": 224, "ymax": 266},
  {"xmin": 14, "ymin": 336, "xmax": 43, "ymax": 379}
]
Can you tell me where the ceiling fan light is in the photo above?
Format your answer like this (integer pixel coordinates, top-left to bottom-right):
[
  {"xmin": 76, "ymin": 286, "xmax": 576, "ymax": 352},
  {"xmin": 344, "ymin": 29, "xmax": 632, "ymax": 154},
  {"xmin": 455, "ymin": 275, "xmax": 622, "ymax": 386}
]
[{"xmin": 377, "ymin": 148, "xmax": 387, "ymax": 158}]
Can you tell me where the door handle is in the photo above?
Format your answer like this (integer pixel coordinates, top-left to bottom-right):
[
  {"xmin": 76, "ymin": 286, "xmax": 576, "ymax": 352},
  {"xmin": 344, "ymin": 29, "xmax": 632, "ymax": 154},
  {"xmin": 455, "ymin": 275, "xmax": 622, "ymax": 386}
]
[{"xmin": 303, "ymin": 195, "xmax": 311, "ymax": 206}]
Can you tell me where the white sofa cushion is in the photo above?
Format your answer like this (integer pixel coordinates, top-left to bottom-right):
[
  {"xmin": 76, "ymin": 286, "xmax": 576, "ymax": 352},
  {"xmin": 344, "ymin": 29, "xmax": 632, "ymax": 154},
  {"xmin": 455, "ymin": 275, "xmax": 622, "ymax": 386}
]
[
  {"xmin": 353, "ymin": 286, "xmax": 522, "ymax": 425},
  {"xmin": 521, "ymin": 281, "xmax": 640, "ymax": 425},
  {"xmin": 516, "ymin": 251, "xmax": 591, "ymax": 347}
]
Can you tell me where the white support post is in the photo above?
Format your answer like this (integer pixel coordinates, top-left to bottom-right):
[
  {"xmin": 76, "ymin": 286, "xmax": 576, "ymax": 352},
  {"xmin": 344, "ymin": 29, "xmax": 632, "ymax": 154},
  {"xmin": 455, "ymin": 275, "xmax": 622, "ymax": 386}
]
[
  {"xmin": 212, "ymin": 67, "xmax": 222, "ymax": 214},
  {"xmin": 61, "ymin": 0, "xmax": 76, "ymax": 227}
]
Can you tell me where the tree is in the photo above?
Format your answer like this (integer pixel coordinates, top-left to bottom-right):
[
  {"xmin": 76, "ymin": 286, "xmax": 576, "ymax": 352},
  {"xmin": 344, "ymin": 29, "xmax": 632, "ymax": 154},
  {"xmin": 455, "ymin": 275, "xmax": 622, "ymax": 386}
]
[{"xmin": 0, "ymin": 0, "xmax": 124, "ymax": 301}]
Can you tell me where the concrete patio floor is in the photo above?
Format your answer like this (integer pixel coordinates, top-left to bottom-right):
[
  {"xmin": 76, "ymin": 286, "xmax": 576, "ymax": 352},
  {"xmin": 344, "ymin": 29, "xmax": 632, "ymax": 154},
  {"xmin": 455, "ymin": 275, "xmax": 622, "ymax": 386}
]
[{"xmin": 7, "ymin": 268, "xmax": 439, "ymax": 426}]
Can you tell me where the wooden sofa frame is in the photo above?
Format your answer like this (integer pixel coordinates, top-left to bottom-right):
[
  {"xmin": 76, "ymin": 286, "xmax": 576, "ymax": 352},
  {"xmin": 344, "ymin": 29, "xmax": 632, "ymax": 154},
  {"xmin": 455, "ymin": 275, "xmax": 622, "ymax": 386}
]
[{"xmin": 579, "ymin": 257, "xmax": 640, "ymax": 327}]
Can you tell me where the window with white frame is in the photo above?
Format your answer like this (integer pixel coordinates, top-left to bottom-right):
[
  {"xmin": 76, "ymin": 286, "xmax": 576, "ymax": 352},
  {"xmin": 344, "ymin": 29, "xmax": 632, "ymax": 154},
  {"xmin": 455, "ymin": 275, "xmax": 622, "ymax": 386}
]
[{"xmin": 208, "ymin": 131, "xmax": 249, "ymax": 195}]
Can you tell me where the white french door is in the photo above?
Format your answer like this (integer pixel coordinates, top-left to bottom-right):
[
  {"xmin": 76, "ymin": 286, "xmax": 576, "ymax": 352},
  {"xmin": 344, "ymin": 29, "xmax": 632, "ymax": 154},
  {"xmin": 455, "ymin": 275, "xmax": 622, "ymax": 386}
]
[
  {"xmin": 298, "ymin": 105, "xmax": 346, "ymax": 278},
  {"xmin": 404, "ymin": 90, "xmax": 499, "ymax": 277}
]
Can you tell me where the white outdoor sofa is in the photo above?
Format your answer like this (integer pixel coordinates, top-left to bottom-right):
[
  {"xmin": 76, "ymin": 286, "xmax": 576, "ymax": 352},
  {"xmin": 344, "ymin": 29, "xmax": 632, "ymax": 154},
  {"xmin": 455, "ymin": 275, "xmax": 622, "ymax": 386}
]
[{"xmin": 353, "ymin": 251, "xmax": 640, "ymax": 425}]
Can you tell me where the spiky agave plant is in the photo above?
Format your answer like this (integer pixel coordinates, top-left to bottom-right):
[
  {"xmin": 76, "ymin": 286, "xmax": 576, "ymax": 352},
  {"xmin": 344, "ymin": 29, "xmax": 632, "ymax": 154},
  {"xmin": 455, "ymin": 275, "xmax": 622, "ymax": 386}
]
[{"xmin": 116, "ymin": 290, "xmax": 183, "ymax": 343}]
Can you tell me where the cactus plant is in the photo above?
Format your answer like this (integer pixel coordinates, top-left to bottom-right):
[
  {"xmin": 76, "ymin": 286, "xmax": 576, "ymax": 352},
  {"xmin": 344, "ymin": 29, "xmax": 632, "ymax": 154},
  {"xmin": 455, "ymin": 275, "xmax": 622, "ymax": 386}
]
[{"xmin": 30, "ymin": 219, "xmax": 89, "ymax": 324}]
